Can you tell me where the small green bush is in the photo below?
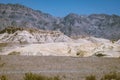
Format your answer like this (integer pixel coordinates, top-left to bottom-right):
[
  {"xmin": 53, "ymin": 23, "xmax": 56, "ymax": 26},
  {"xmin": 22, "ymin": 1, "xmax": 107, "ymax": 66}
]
[
  {"xmin": 85, "ymin": 75, "xmax": 96, "ymax": 80},
  {"xmin": 24, "ymin": 73, "xmax": 60, "ymax": 80}
]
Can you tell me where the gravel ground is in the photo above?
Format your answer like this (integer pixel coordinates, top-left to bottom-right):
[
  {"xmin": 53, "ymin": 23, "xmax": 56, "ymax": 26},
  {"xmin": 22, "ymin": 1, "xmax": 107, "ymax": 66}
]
[{"xmin": 0, "ymin": 55, "xmax": 120, "ymax": 80}]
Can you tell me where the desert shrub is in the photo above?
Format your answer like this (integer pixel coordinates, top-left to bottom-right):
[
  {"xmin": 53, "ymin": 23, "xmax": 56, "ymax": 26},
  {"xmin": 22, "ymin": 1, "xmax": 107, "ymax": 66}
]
[
  {"xmin": 95, "ymin": 51, "xmax": 106, "ymax": 57},
  {"xmin": 76, "ymin": 50, "xmax": 86, "ymax": 57},
  {"xmin": 0, "ymin": 26, "xmax": 24, "ymax": 34},
  {"xmin": 0, "ymin": 63, "xmax": 5, "ymax": 67},
  {"xmin": 101, "ymin": 72, "xmax": 120, "ymax": 80},
  {"xmin": 8, "ymin": 51, "xmax": 20, "ymax": 55},
  {"xmin": 24, "ymin": 73, "xmax": 47, "ymax": 80},
  {"xmin": 85, "ymin": 75, "xmax": 96, "ymax": 80},
  {"xmin": 111, "ymin": 40, "xmax": 116, "ymax": 43},
  {"xmin": 95, "ymin": 53, "xmax": 106, "ymax": 57},
  {"xmin": 0, "ymin": 43, "xmax": 8, "ymax": 47},
  {"xmin": 24, "ymin": 73, "xmax": 60, "ymax": 80},
  {"xmin": 0, "ymin": 75, "xmax": 8, "ymax": 80}
]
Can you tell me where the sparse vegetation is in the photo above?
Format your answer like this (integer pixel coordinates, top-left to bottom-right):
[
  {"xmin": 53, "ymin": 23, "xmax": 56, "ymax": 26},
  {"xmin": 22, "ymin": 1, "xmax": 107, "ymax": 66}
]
[
  {"xmin": 24, "ymin": 73, "xmax": 60, "ymax": 80},
  {"xmin": 95, "ymin": 53, "xmax": 106, "ymax": 57},
  {"xmin": 0, "ymin": 26, "xmax": 24, "ymax": 34},
  {"xmin": 95, "ymin": 51, "xmax": 106, "ymax": 57},
  {"xmin": 0, "ymin": 26, "xmax": 40, "ymax": 34},
  {"xmin": 101, "ymin": 72, "xmax": 120, "ymax": 80},
  {"xmin": 0, "ymin": 75, "xmax": 8, "ymax": 80},
  {"xmin": 0, "ymin": 62, "xmax": 5, "ymax": 67},
  {"xmin": 0, "ymin": 43, "xmax": 8, "ymax": 52},
  {"xmin": 85, "ymin": 75, "xmax": 96, "ymax": 80},
  {"xmin": 76, "ymin": 50, "xmax": 86, "ymax": 57},
  {"xmin": 85, "ymin": 72, "xmax": 120, "ymax": 80},
  {"xmin": 0, "ymin": 43, "xmax": 8, "ymax": 47},
  {"xmin": 0, "ymin": 56, "xmax": 5, "ymax": 68},
  {"xmin": 8, "ymin": 51, "xmax": 20, "ymax": 55},
  {"xmin": 111, "ymin": 40, "xmax": 116, "ymax": 43}
]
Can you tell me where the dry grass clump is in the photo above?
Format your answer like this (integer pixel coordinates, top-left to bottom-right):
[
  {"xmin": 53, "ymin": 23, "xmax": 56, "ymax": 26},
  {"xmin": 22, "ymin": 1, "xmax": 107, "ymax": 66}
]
[
  {"xmin": 0, "ymin": 43, "xmax": 8, "ymax": 47},
  {"xmin": 85, "ymin": 75, "xmax": 96, "ymax": 80},
  {"xmin": 24, "ymin": 73, "xmax": 60, "ymax": 80},
  {"xmin": 85, "ymin": 72, "xmax": 120, "ymax": 80},
  {"xmin": 95, "ymin": 51, "xmax": 106, "ymax": 57},
  {"xmin": 101, "ymin": 72, "xmax": 120, "ymax": 80},
  {"xmin": 95, "ymin": 53, "xmax": 106, "ymax": 57},
  {"xmin": 0, "ymin": 63, "xmax": 5, "ymax": 67},
  {"xmin": 8, "ymin": 51, "xmax": 20, "ymax": 55},
  {"xmin": 0, "ymin": 75, "xmax": 8, "ymax": 80},
  {"xmin": 76, "ymin": 50, "xmax": 86, "ymax": 57}
]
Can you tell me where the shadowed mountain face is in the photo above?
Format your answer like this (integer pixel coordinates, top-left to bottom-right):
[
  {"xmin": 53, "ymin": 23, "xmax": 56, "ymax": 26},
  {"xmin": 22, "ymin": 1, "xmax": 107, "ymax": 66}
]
[
  {"xmin": 0, "ymin": 4, "xmax": 57, "ymax": 30},
  {"xmin": 0, "ymin": 4, "xmax": 120, "ymax": 40}
]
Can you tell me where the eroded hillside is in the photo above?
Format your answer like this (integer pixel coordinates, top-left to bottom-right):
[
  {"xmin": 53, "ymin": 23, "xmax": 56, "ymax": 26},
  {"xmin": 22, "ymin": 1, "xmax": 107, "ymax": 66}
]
[{"xmin": 0, "ymin": 27, "xmax": 119, "ymax": 57}]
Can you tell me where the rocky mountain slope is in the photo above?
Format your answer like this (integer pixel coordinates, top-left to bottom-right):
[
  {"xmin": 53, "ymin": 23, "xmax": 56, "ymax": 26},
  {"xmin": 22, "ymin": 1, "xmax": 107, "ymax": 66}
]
[{"xmin": 0, "ymin": 4, "xmax": 120, "ymax": 40}]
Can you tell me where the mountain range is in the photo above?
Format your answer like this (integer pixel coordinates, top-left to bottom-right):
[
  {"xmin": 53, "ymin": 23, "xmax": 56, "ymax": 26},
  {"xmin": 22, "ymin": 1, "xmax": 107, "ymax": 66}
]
[{"xmin": 0, "ymin": 3, "xmax": 120, "ymax": 40}]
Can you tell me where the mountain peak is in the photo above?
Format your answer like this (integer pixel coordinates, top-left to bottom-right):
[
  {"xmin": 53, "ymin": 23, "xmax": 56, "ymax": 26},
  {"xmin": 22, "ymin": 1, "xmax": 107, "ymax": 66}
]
[
  {"xmin": 0, "ymin": 3, "xmax": 29, "ymax": 10},
  {"xmin": 66, "ymin": 13, "xmax": 80, "ymax": 18}
]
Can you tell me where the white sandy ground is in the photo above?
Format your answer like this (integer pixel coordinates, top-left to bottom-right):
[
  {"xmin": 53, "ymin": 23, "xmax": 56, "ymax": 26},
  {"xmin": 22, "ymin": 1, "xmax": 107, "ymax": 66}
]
[
  {"xmin": 0, "ymin": 30, "xmax": 120, "ymax": 57},
  {"xmin": 1, "ymin": 40, "xmax": 120, "ymax": 57}
]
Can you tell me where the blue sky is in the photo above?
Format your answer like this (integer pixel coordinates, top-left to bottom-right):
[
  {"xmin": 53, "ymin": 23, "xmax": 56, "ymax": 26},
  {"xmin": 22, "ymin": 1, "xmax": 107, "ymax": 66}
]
[{"xmin": 0, "ymin": 0, "xmax": 120, "ymax": 17}]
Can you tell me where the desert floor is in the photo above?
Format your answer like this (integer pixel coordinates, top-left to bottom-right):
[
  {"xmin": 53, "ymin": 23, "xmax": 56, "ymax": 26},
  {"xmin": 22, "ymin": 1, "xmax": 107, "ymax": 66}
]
[{"xmin": 0, "ymin": 55, "xmax": 120, "ymax": 80}]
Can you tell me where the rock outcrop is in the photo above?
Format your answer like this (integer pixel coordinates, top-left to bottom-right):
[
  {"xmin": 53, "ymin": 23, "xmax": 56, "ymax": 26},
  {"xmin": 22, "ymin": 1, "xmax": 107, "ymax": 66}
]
[
  {"xmin": 0, "ymin": 27, "xmax": 72, "ymax": 43},
  {"xmin": 1, "ymin": 36, "xmax": 120, "ymax": 57}
]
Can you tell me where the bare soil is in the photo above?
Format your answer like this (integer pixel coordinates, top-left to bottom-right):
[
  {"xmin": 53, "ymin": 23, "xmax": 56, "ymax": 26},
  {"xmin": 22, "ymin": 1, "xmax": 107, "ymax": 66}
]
[{"xmin": 0, "ymin": 55, "xmax": 120, "ymax": 80}]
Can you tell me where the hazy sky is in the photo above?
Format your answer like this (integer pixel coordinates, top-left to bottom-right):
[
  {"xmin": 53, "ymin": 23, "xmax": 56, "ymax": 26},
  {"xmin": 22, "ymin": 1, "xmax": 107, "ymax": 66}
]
[{"xmin": 0, "ymin": 0, "xmax": 120, "ymax": 17}]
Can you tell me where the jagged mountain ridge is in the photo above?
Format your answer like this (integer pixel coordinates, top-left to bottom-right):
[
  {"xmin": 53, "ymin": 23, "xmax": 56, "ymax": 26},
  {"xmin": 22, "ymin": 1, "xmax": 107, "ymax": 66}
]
[
  {"xmin": 0, "ymin": 4, "xmax": 57, "ymax": 30},
  {"xmin": 0, "ymin": 4, "xmax": 120, "ymax": 40}
]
